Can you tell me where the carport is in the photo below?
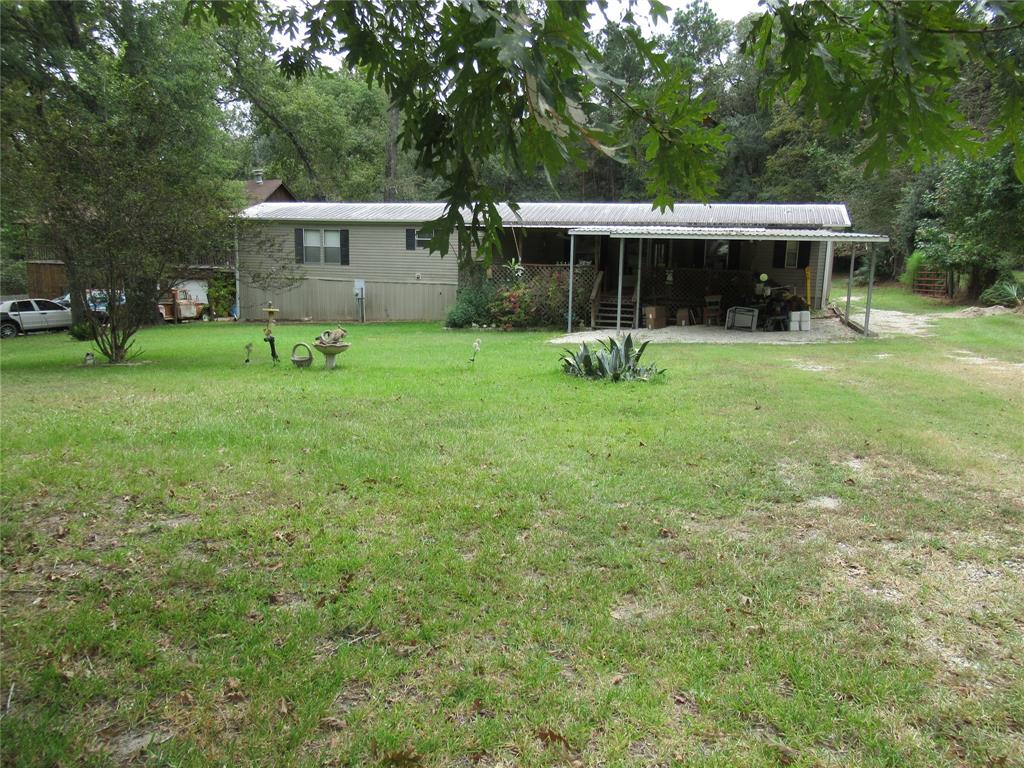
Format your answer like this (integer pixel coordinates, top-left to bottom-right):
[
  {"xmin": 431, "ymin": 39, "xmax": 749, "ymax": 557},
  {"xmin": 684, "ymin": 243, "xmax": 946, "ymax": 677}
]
[{"xmin": 564, "ymin": 225, "xmax": 890, "ymax": 334}]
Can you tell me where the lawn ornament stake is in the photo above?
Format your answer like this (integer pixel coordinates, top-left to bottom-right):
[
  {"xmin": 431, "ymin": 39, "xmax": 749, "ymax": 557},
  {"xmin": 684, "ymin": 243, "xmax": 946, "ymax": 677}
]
[
  {"xmin": 244, "ymin": 342, "xmax": 253, "ymax": 364},
  {"xmin": 262, "ymin": 303, "xmax": 280, "ymax": 364}
]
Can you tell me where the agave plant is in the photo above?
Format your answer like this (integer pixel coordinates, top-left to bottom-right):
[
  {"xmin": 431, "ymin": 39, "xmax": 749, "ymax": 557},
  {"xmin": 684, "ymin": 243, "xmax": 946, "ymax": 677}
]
[{"xmin": 561, "ymin": 334, "xmax": 664, "ymax": 381}]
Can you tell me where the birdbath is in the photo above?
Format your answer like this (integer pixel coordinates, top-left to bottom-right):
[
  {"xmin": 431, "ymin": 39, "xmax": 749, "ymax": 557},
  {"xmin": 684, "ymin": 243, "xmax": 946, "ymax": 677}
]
[{"xmin": 312, "ymin": 328, "xmax": 350, "ymax": 370}]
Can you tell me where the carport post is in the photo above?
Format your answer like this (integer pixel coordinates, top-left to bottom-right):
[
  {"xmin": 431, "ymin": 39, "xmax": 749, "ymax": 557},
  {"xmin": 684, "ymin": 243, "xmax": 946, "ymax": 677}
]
[
  {"xmin": 864, "ymin": 247, "xmax": 877, "ymax": 336},
  {"xmin": 845, "ymin": 250, "xmax": 857, "ymax": 324},
  {"xmin": 567, "ymin": 233, "xmax": 576, "ymax": 333},
  {"xmin": 616, "ymin": 237, "xmax": 625, "ymax": 331},
  {"xmin": 634, "ymin": 239, "xmax": 644, "ymax": 329}
]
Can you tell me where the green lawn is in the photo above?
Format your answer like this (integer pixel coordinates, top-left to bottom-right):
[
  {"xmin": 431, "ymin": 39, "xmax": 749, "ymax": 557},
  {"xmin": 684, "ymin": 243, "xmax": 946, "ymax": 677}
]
[
  {"xmin": 831, "ymin": 278, "xmax": 964, "ymax": 315},
  {"xmin": 2, "ymin": 317, "xmax": 1022, "ymax": 767}
]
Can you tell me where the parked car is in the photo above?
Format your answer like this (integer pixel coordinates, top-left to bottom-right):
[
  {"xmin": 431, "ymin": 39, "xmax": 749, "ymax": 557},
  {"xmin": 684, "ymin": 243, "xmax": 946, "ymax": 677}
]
[
  {"xmin": 0, "ymin": 299, "xmax": 73, "ymax": 338},
  {"xmin": 53, "ymin": 290, "xmax": 121, "ymax": 320}
]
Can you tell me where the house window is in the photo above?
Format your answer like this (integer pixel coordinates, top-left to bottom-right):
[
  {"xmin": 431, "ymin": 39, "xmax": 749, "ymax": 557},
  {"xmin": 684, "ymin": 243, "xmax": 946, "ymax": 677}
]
[
  {"xmin": 406, "ymin": 228, "xmax": 430, "ymax": 250},
  {"xmin": 785, "ymin": 241, "xmax": 799, "ymax": 269},
  {"xmin": 302, "ymin": 228, "xmax": 348, "ymax": 265},
  {"xmin": 705, "ymin": 240, "xmax": 730, "ymax": 270},
  {"xmin": 323, "ymin": 230, "xmax": 343, "ymax": 264},
  {"xmin": 303, "ymin": 229, "xmax": 322, "ymax": 263}
]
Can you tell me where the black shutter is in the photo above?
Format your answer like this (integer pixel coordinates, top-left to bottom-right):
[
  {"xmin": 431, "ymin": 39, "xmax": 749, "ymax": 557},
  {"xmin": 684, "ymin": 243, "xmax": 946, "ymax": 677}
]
[
  {"xmin": 339, "ymin": 230, "xmax": 350, "ymax": 266},
  {"xmin": 772, "ymin": 241, "xmax": 786, "ymax": 268},
  {"xmin": 728, "ymin": 240, "xmax": 741, "ymax": 270},
  {"xmin": 797, "ymin": 241, "xmax": 811, "ymax": 268},
  {"xmin": 406, "ymin": 228, "xmax": 416, "ymax": 250},
  {"xmin": 295, "ymin": 228, "xmax": 304, "ymax": 263}
]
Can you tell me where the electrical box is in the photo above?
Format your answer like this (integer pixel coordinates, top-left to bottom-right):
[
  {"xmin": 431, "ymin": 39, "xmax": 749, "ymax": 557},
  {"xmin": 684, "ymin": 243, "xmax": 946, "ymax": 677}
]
[{"xmin": 353, "ymin": 279, "xmax": 365, "ymax": 299}]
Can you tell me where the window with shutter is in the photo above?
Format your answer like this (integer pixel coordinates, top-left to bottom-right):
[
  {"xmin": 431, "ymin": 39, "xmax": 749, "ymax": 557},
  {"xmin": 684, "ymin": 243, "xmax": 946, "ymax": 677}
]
[
  {"xmin": 323, "ymin": 229, "xmax": 342, "ymax": 264},
  {"xmin": 303, "ymin": 229, "xmax": 322, "ymax": 264}
]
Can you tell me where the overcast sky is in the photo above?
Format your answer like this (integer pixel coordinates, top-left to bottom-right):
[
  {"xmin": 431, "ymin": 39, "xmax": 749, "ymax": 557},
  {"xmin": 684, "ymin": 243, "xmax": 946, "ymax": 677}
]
[{"xmin": 591, "ymin": 0, "xmax": 766, "ymax": 31}]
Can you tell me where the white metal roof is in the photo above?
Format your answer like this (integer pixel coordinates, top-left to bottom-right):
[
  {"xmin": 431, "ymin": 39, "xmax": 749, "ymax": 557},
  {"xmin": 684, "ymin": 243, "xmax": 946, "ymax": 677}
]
[
  {"xmin": 566, "ymin": 225, "xmax": 888, "ymax": 243},
  {"xmin": 241, "ymin": 201, "xmax": 853, "ymax": 229}
]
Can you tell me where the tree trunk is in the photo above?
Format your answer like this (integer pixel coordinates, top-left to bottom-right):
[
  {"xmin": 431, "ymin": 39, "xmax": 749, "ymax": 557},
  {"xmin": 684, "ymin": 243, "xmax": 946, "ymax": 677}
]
[{"xmin": 383, "ymin": 104, "xmax": 400, "ymax": 201}]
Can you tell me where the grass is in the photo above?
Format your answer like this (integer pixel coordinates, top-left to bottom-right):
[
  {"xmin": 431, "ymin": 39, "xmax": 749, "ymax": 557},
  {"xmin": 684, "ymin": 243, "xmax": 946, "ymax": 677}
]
[
  {"xmin": 1, "ymin": 315, "xmax": 1022, "ymax": 767},
  {"xmin": 831, "ymin": 278, "xmax": 964, "ymax": 314}
]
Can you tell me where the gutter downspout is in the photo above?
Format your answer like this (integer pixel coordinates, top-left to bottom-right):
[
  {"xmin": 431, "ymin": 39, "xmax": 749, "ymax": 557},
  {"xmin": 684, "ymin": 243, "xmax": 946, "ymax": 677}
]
[{"xmin": 234, "ymin": 226, "xmax": 241, "ymax": 320}]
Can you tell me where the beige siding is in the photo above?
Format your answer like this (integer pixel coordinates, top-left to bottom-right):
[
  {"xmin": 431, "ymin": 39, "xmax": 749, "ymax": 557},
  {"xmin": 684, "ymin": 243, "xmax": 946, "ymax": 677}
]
[
  {"xmin": 238, "ymin": 222, "xmax": 459, "ymax": 321},
  {"xmin": 748, "ymin": 240, "xmax": 827, "ymax": 308}
]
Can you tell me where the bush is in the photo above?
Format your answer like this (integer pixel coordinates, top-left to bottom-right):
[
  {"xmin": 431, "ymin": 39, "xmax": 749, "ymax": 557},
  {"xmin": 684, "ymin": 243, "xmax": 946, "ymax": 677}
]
[
  {"xmin": 207, "ymin": 274, "xmax": 235, "ymax": 317},
  {"xmin": 900, "ymin": 250, "xmax": 928, "ymax": 286},
  {"xmin": 979, "ymin": 280, "xmax": 1024, "ymax": 309},
  {"xmin": 561, "ymin": 334, "xmax": 664, "ymax": 381},
  {"xmin": 446, "ymin": 283, "xmax": 497, "ymax": 328},
  {"xmin": 490, "ymin": 284, "xmax": 534, "ymax": 328},
  {"xmin": 68, "ymin": 321, "xmax": 95, "ymax": 341}
]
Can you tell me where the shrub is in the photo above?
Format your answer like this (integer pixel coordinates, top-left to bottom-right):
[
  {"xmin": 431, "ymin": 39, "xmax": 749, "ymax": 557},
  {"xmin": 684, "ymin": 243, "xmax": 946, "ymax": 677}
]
[
  {"xmin": 491, "ymin": 284, "xmax": 534, "ymax": 328},
  {"xmin": 68, "ymin": 321, "xmax": 95, "ymax": 341},
  {"xmin": 900, "ymin": 250, "xmax": 928, "ymax": 286},
  {"xmin": 979, "ymin": 280, "xmax": 1024, "ymax": 309},
  {"xmin": 561, "ymin": 334, "xmax": 664, "ymax": 381},
  {"xmin": 446, "ymin": 283, "xmax": 497, "ymax": 328},
  {"xmin": 207, "ymin": 274, "xmax": 236, "ymax": 317}
]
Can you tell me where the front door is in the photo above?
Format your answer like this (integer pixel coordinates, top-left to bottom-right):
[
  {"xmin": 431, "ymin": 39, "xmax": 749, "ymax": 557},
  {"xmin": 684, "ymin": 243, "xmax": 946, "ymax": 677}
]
[
  {"xmin": 34, "ymin": 299, "xmax": 72, "ymax": 329},
  {"xmin": 9, "ymin": 300, "xmax": 45, "ymax": 330}
]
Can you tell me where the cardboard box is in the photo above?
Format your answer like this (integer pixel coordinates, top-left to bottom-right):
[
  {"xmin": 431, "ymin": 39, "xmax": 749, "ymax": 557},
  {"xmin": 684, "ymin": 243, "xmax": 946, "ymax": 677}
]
[
  {"xmin": 676, "ymin": 309, "xmax": 688, "ymax": 326},
  {"xmin": 645, "ymin": 305, "xmax": 666, "ymax": 330}
]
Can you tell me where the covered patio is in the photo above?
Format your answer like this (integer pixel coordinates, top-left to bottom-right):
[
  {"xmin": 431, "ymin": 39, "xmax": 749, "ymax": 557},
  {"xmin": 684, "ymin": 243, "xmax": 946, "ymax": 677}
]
[{"xmin": 561, "ymin": 225, "xmax": 890, "ymax": 336}]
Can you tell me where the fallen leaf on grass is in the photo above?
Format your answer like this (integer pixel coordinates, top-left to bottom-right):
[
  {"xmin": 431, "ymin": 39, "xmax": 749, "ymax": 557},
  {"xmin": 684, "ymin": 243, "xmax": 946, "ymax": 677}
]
[
  {"xmin": 768, "ymin": 743, "xmax": 799, "ymax": 765},
  {"xmin": 672, "ymin": 692, "xmax": 700, "ymax": 714},
  {"xmin": 380, "ymin": 748, "xmax": 421, "ymax": 766},
  {"xmin": 536, "ymin": 728, "xmax": 572, "ymax": 750},
  {"xmin": 224, "ymin": 677, "xmax": 245, "ymax": 703},
  {"xmin": 277, "ymin": 697, "xmax": 290, "ymax": 716},
  {"xmin": 319, "ymin": 716, "xmax": 346, "ymax": 731}
]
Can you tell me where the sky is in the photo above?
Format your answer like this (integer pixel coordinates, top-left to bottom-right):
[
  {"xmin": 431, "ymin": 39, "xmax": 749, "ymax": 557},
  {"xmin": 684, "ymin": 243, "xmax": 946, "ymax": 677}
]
[
  {"xmin": 591, "ymin": 0, "xmax": 766, "ymax": 32},
  {"xmin": 276, "ymin": 0, "xmax": 767, "ymax": 69}
]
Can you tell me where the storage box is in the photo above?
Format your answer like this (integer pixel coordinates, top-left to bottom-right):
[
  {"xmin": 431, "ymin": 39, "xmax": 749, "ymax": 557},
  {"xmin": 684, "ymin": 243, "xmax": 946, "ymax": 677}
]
[
  {"xmin": 645, "ymin": 305, "xmax": 666, "ymax": 330},
  {"xmin": 676, "ymin": 309, "xmax": 688, "ymax": 326}
]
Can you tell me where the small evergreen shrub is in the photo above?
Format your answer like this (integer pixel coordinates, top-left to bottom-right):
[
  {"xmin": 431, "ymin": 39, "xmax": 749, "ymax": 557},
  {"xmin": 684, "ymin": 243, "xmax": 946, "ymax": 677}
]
[
  {"xmin": 446, "ymin": 283, "xmax": 497, "ymax": 327},
  {"xmin": 900, "ymin": 250, "xmax": 927, "ymax": 286},
  {"xmin": 979, "ymin": 280, "xmax": 1024, "ymax": 309},
  {"xmin": 68, "ymin": 322, "xmax": 95, "ymax": 341}
]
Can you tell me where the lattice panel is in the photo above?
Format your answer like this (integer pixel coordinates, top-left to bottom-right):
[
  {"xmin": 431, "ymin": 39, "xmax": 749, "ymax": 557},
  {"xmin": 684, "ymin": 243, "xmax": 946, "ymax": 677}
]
[{"xmin": 488, "ymin": 263, "xmax": 596, "ymax": 326}]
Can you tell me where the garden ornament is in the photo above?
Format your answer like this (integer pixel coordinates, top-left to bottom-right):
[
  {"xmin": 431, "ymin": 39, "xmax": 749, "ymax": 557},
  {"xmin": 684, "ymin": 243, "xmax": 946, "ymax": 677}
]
[
  {"xmin": 244, "ymin": 342, "xmax": 253, "ymax": 364},
  {"xmin": 262, "ymin": 303, "xmax": 280, "ymax": 364},
  {"xmin": 312, "ymin": 327, "xmax": 350, "ymax": 370}
]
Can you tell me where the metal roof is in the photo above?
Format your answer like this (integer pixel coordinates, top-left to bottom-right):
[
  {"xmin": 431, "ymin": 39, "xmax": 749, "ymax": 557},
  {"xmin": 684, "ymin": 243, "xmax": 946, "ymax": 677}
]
[
  {"xmin": 566, "ymin": 226, "xmax": 888, "ymax": 243},
  {"xmin": 242, "ymin": 201, "xmax": 853, "ymax": 229}
]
